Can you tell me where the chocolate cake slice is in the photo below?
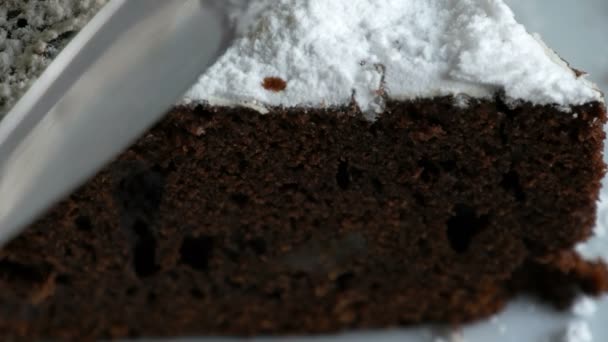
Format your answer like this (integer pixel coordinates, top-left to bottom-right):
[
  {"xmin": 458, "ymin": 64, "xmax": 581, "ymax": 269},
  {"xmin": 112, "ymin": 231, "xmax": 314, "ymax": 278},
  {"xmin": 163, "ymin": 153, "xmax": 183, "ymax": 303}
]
[{"xmin": 1, "ymin": 0, "xmax": 607, "ymax": 340}]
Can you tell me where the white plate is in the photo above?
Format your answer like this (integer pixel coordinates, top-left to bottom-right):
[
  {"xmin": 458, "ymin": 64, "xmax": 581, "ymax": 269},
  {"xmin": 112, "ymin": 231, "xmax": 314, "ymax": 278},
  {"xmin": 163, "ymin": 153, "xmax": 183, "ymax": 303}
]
[{"xmin": 170, "ymin": 2, "xmax": 608, "ymax": 341}]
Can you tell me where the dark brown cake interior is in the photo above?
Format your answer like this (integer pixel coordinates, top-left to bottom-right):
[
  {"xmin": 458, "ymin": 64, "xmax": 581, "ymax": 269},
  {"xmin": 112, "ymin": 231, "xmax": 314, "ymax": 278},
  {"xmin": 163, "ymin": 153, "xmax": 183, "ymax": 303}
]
[{"xmin": 0, "ymin": 97, "xmax": 607, "ymax": 340}]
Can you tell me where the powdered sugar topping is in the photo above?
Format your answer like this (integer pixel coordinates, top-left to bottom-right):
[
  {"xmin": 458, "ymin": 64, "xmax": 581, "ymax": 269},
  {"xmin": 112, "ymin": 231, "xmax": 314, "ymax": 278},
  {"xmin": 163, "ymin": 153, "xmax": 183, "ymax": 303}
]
[
  {"xmin": 561, "ymin": 321, "xmax": 593, "ymax": 342},
  {"xmin": 184, "ymin": 0, "xmax": 603, "ymax": 119},
  {"xmin": 1, "ymin": 0, "xmax": 603, "ymax": 119}
]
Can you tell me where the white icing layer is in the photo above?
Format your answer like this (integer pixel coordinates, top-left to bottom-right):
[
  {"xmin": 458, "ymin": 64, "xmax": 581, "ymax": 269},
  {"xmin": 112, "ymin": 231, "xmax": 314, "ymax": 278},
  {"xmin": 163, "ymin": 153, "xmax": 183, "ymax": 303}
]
[
  {"xmin": 184, "ymin": 0, "xmax": 603, "ymax": 118},
  {"xmin": 1, "ymin": 0, "xmax": 604, "ymax": 119}
]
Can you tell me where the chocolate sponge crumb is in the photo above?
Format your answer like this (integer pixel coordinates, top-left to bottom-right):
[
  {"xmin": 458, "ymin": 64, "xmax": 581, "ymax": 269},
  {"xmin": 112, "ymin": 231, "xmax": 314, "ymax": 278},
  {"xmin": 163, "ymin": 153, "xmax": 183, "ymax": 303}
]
[{"xmin": 0, "ymin": 97, "xmax": 606, "ymax": 340}]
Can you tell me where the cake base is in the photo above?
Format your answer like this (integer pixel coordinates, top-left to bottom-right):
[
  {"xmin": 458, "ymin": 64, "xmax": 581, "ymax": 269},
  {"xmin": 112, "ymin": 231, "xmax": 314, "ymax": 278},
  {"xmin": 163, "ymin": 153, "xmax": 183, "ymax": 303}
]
[{"xmin": 0, "ymin": 97, "xmax": 607, "ymax": 340}]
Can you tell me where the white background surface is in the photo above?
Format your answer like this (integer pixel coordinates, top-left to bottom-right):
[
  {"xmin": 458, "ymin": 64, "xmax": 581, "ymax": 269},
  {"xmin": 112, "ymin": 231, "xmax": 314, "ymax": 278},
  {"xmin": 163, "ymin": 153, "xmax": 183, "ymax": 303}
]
[{"xmin": 173, "ymin": 2, "xmax": 608, "ymax": 341}]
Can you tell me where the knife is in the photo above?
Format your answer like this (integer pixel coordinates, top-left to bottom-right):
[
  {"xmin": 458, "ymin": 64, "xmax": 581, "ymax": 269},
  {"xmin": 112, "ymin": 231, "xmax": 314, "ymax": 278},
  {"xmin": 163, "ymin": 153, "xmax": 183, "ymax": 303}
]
[{"xmin": 0, "ymin": 0, "xmax": 239, "ymax": 245}]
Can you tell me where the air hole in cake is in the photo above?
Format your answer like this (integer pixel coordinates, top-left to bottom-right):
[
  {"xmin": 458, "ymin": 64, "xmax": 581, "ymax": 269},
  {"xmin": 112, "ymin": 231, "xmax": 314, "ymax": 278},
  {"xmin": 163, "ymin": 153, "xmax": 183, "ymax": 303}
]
[
  {"xmin": 278, "ymin": 119, "xmax": 295, "ymax": 130},
  {"xmin": 230, "ymin": 193, "xmax": 249, "ymax": 207},
  {"xmin": 369, "ymin": 121, "xmax": 382, "ymax": 137},
  {"xmin": 446, "ymin": 205, "xmax": 489, "ymax": 253},
  {"xmin": 413, "ymin": 192, "xmax": 426, "ymax": 207},
  {"xmin": 0, "ymin": 259, "xmax": 50, "ymax": 283},
  {"xmin": 126, "ymin": 287, "xmax": 137, "ymax": 296},
  {"xmin": 501, "ymin": 171, "xmax": 526, "ymax": 202},
  {"xmin": 417, "ymin": 159, "xmax": 440, "ymax": 183},
  {"xmin": 128, "ymin": 329, "xmax": 141, "ymax": 339},
  {"xmin": 336, "ymin": 159, "xmax": 351, "ymax": 190},
  {"xmin": 494, "ymin": 93, "xmax": 514, "ymax": 116},
  {"xmin": 225, "ymin": 275, "xmax": 244, "ymax": 289},
  {"xmin": 440, "ymin": 160, "xmax": 457, "ymax": 172},
  {"xmin": 238, "ymin": 158, "xmax": 249, "ymax": 171},
  {"xmin": 190, "ymin": 287, "xmax": 204, "ymax": 299},
  {"xmin": 223, "ymin": 245, "xmax": 240, "ymax": 262},
  {"xmin": 168, "ymin": 270, "xmax": 179, "ymax": 281},
  {"xmin": 371, "ymin": 177, "xmax": 383, "ymax": 195},
  {"xmin": 262, "ymin": 77, "xmax": 287, "ymax": 92},
  {"xmin": 166, "ymin": 160, "xmax": 178, "ymax": 173},
  {"xmin": 350, "ymin": 166, "xmax": 364, "ymax": 182},
  {"xmin": 279, "ymin": 182, "xmax": 300, "ymax": 193},
  {"xmin": 568, "ymin": 126, "xmax": 582, "ymax": 142},
  {"xmin": 230, "ymin": 113, "xmax": 244, "ymax": 124},
  {"xmin": 56, "ymin": 274, "xmax": 71, "ymax": 285},
  {"xmin": 74, "ymin": 215, "xmax": 92, "ymax": 231},
  {"xmin": 286, "ymin": 218, "xmax": 296, "ymax": 231},
  {"xmin": 499, "ymin": 120, "xmax": 509, "ymax": 145},
  {"xmin": 335, "ymin": 272, "xmax": 355, "ymax": 291},
  {"xmin": 151, "ymin": 164, "xmax": 164, "ymax": 175},
  {"xmin": 131, "ymin": 220, "xmax": 159, "ymax": 277},
  {"xmin": 249, "ymin": 237, "xmax": 267, "ymax": 255},
  {"xmin": 115, "ymin": 164, "xmax": 165, "ymax": 213},
  {"xmin": 180, "ymin": 235, "xmax": 214, "ymax": 271},
  {"xmin": 407, "ymin": 106, "xmax": 422, "ymax": 120},
  {"xmin": 417, "ymin": 238, "xmax": 431, "ymax": 256},
  {"xmin": 266, "ymin": 288, "xmax": 283, "ymax": 300}
]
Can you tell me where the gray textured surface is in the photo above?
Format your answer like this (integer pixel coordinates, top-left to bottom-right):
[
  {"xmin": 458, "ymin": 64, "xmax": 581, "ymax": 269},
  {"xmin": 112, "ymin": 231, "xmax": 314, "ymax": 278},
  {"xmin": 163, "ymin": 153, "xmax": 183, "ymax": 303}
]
[{"xmin": 0, "ymin": 0, "xmax": 107, "ymax": 115}]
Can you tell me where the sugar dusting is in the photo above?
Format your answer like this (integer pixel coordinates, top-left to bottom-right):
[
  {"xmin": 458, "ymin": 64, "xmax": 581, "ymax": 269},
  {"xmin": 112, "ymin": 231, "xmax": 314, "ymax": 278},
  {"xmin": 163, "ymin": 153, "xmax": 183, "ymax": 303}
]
[
  {"xmin": 560, "ymin": 321, "xmax": 593, "ymax": 342},
  {"xmin": 1, "ymin": 0, "xmax": 603, "ymax": 119},
  {"xmin": 184, "ymin": 0, "xmax": 603, "ymax": 118},
  {"xmin": 571, "ymin": 187, "xmax": 608, "ymax": 342},
  {"xmin": 577, "ymin": 195, "xmax": 608, "ymax": 263},
  {"xmin": 553, "ymin": 297, "xmax": 599, "ymax": 342},
  {"xmin": 572, "ymin": 297, "xmax": 598, "ymax": 318}
]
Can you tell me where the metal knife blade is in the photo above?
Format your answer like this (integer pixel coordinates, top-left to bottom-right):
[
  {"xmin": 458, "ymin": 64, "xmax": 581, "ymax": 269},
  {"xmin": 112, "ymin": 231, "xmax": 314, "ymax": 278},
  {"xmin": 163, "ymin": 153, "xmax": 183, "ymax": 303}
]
[{"xmin": 0, "ymin": 0, "xmax": 236, "ymax": 245}]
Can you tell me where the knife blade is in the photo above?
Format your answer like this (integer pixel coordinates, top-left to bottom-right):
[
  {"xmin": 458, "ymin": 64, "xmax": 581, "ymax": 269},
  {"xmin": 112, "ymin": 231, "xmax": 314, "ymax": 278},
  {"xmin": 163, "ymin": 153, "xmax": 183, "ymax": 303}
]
[{"xmin": 0, "ymin": 0, "xmax": 236, "ymax": 245}]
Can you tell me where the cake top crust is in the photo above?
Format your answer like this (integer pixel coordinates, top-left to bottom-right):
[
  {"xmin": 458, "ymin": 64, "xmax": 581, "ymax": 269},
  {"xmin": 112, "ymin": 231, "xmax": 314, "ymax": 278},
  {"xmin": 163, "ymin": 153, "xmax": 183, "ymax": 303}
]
[{"xmin": 184, "ymin": 0, "xmax": 603, "ymax": 118}]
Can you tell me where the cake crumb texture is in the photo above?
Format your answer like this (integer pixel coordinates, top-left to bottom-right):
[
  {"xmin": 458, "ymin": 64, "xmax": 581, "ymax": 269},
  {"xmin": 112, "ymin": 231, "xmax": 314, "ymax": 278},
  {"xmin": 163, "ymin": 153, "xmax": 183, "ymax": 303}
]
[{"xmin": 0, "ymin": 98, "xmax": 606, "ymax": 340}]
